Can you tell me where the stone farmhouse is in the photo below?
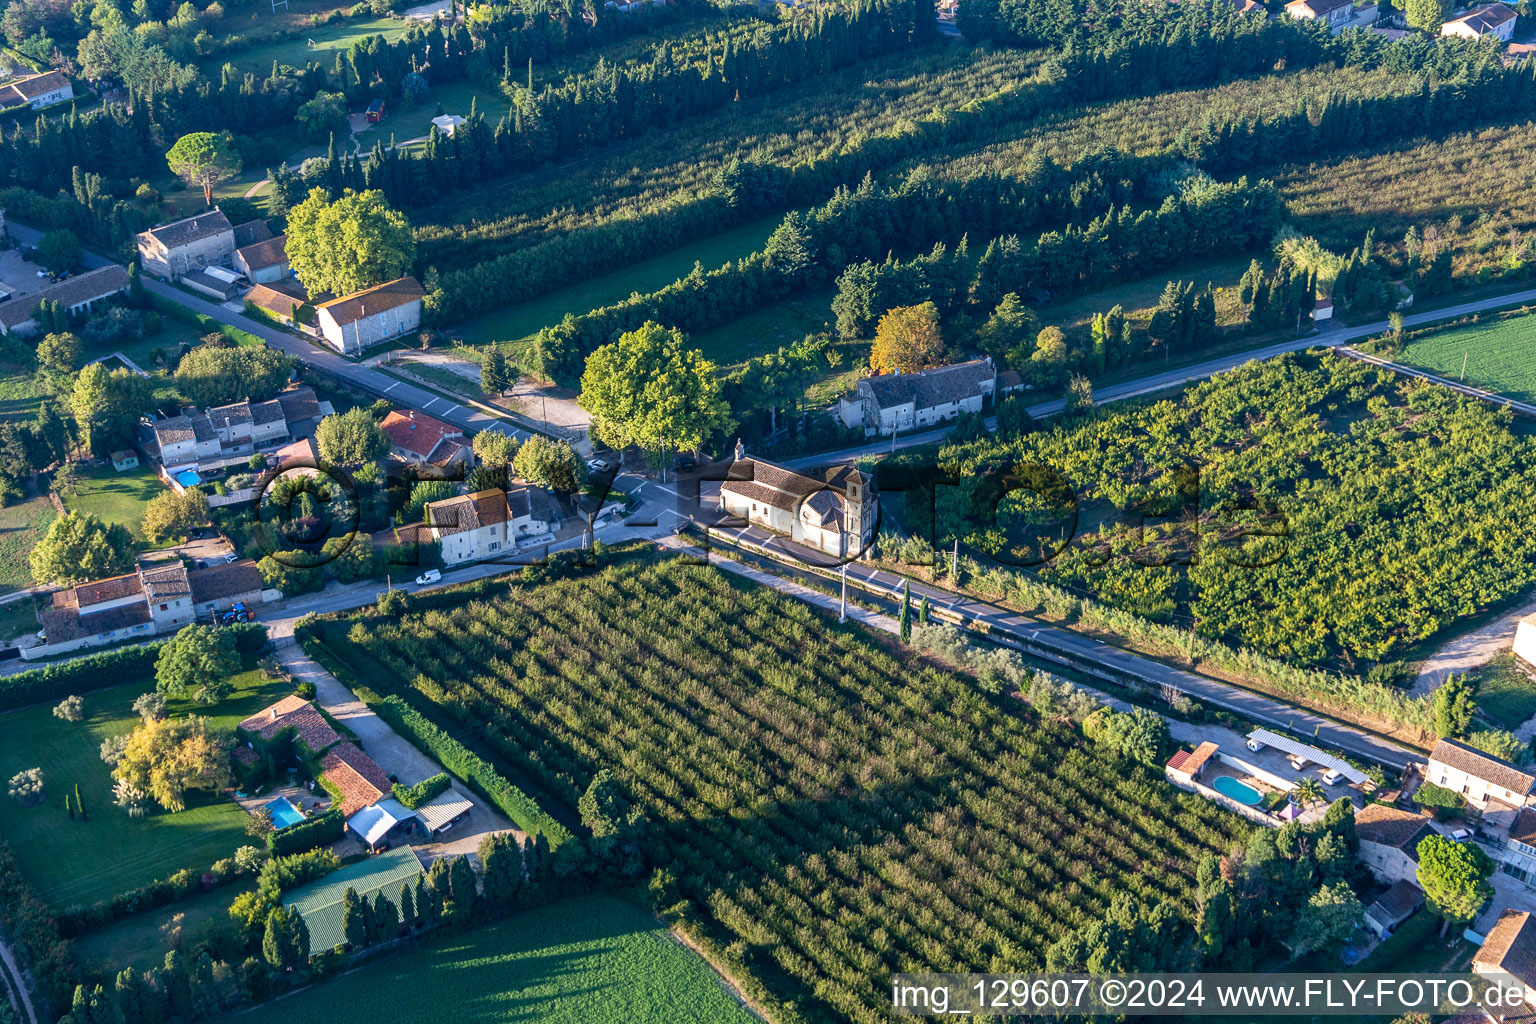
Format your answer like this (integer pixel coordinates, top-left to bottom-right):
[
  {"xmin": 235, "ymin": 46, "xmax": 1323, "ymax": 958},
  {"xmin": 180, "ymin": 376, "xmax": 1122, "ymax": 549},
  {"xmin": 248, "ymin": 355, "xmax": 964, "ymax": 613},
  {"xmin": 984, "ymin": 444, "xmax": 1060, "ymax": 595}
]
[
  {"xmin": 146, "ymin": 386, "xmax": 328, "ymax": 473},
  {"xmin": 0, "ymin": 70, "xmax": 73, "ymax": 110},
  {"xmin": 314, "ymin": 277, "xmax": 425, "ymax": 355},
  {"xmin": 29, "ymin": 560, "xmax": 264, "ymax": 659},
  {"xmin": 419, "ymin": 487, "xmax": 562, "ymax": 566},
  {"xmin": 233, "ymin": 234, "xmax": 290, "ymax": 284},
  {"xmin": 718, "ymin": 441, "xmax": 877, "ymax": 559},
  {"xmin": 136, "ymin": 209, "xmax": 271, "ymax": 281},
  {"xmin": 837, "ymin": 358, "xmax": 997, "ymax": 437},
  {"xmin": 1442, "ymin": 2, "xmax": 1517, "ymax": 39},
  {"xmin": 1354, "ymin": 803, "xmax": 1438, "ymax": 885},
  {"xmin": 1474, "ymin": 910, "xmax": 1536, "ymax": 1005},
  {"xmin": 1427, "ymin": 737, "xmax": 1535, "ymax": 825},
  {"xmin": 0, "ymin": 266, "xmax": 131, "ymax": 337}
]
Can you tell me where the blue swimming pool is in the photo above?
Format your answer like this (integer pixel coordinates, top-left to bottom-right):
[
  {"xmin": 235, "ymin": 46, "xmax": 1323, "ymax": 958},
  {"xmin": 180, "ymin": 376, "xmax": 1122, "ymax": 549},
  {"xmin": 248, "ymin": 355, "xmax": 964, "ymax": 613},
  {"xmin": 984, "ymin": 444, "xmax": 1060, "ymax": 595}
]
[
  {"xmin": 263, "ymin": 796, "xmax": 305, "ymax": 830},
  {"xmin": 1211, "ymin": 776, "xmax": 1263, "ymax": 806},
  {"xmin": 175, "ymin": 470, "xmax": 202, "ymax": 487}
]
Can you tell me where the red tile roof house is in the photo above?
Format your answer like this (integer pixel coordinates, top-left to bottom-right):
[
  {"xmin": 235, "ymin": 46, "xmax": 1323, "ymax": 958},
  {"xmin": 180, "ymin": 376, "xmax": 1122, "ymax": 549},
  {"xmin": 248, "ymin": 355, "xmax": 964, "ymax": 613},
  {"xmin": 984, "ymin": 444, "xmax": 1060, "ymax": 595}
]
[
  {"xmin": 320, "ymin": 742, "xmax": 394, "ymax": 816},
  {"xmin": 379, "ymin": 410, "xmax": 470, "ymax": 471},
  {"xmin": 236, "ymin": 696, "xmax": 343, "ymax": 767}
]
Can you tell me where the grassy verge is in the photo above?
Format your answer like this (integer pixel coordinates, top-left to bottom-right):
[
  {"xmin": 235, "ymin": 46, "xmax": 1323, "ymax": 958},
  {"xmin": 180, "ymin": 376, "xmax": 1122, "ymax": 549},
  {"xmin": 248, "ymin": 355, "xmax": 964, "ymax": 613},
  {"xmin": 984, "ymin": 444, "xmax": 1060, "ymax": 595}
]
[
  {"xmin": 1473, "ymin": 653, "xmax": 1536, "ymax": 732},
  {"xmin": 0, "ymin": 663, "xmax": 289, "ymax": 909}
]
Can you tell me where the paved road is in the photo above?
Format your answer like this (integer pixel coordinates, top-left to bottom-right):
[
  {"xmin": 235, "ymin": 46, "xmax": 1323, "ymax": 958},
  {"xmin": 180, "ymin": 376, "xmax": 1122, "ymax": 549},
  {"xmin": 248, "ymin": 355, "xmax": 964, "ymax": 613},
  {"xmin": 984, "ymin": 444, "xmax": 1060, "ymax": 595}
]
[
  {"xmin": 701, "ymin": 523, "xmax": 1420, "ymax": 770},
  {"xmin": 0, "ymin": 938, "xmax": 36, "ymax": 1024},
  {"xmin": 5, "ymin": 223, "xmax": 529, "ymax": 443}
]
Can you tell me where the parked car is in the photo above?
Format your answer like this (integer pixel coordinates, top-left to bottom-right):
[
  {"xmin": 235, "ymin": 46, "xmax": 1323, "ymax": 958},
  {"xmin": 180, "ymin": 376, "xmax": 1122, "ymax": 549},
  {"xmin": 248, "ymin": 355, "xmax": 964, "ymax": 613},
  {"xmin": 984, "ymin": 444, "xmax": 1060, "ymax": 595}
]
[
  {"xmin": 1450, "ymin": 827, "xmax": 1474, "ymax": 842},
  {"xmin": 1246, "ymin": 738, "xmax": 1265, "ymax": 753},
  {"xmin": 677, "ymin": 454, "xmax": 697, "ymax": 472},
  {"xmin": 1321, "ymin": 768, "xmax": 1343, "ymax": 786},
  {"xmin": 415, "ymin": 569, "xmax": 441, "ymax": 586},
  {"xmin": 1288, "ymin": 755, "xmax": 1310, "ymax": 771},
  {"xmin": 223, "ymin": 552, "xmax": 239, "ymax": 564},
  {"xmin": 587, "ymin": 458, "xmax": 611, "ymax": 473}
]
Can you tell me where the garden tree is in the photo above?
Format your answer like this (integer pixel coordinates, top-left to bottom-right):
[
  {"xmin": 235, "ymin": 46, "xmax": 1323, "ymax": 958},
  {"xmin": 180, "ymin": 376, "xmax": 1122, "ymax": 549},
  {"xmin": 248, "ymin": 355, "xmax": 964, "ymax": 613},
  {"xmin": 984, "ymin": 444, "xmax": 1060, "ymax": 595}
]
[
  {"xmin": 899, "ymin": 584, "xmax": 911, "ymax": 643},
  {"xmin": 373, "ymin": 891, "xmax": 398, "ymax": 936},
  {"xmin": 100, "ymin": 734, "xmax": 129, "ymax": 767},
  {"xmin": 870, "ymin": 302, "xmax": 944, "ymax": 374},
  {"xmin": 53, "ymin": 695, "xmax": 83, "ymax": 722},
  {"xmin": 579, "ymin": 322, "xmax": 732, "ymax": 470},
  {"xmin": 480, "ymin": 348, "xmax": 513, "ymax": 394},
  {"xmin": 141, "ymin": 488, "xmax": 209, "ymax": 545},
  {"xmin": 114, "ymin": 968, "xmax": 148, "ymax": 1024},
  {"xmin": 1194, "ymin": 856, "xmax": 1235, "ymax": 959},
  {"xmin": 401, "ymin": 479, "xmax": 457, "ymax": 524},
  {"xmin": 1404, "ymin": 0, "xmax": 1447, "ymax": 32},
  {"xmin": 37, "ymin": 230, "xmax": 81, "ymax": 276},
  {"xmin": 760, "ymin": 211, "xmax": 816, "ymax": 285},
  {"xmin": 1064, "ymin": 374, "xmax": 1093, "ymax": 415},
  {"xmin": 1430, "ymin": 674, "xmax": 1476, "ymax": 738},
  {"xmin": 33, "ymin": 402, "xmax": 72, "ymax": 469},
  {"xmin": 1028, "ymin": 325, "xmax": 1070, "ymax": 385},
  {"xmin": 579, "ymin": 769, "xmax": 636, "ymax": 838},
  {"xmin": 113, "ymin": 715, "xmax": 231, "ymax": 812},
  {"xmin": 245, "ymin": 809, "xmax": 274, "ymax": 839},
  {"xmin": 1288, "ymin": 882, "xmax": 1363, "ymax": 957},
  {"xmin": 477, "ymin": 832, "xmax": 523, "ymax": 908},
  {"xmin": 995, "ymin": 395, "xmax": 1033, "ymax": 439},
  {"xmin": 973, "ymin": 293, "xmax": 1040, "ymax": 368},
  {"xmin": 1292, "ymin": 777, "xmax": 1326, "ymax": 809},
  {"xmin": 66, "ymin": 984, "xmax": 122, "ymax": 1024},
  {"xmin": 7, "ymin": 767, "xmax": 44, "ymax": 806},
  {"xmin": 359, "ymin": 887, "xmax": 380, "ymax": 944},
  {"xmin": 512, "ymin": 435, "xmax": 580, "ymax": 492},
  {"xmin": 70, "ymin": 363, "xmax": 154, "ymax": 455},
  {"xmin": 165, "ymin": 132, "xmax": 242, "ymax": 207},
  {"xmin": 1083, "ymin": 707, "xmax": 1168, "ymax": 765},
  {"xmin": 448, "ymin": 854, "xmax": 478, "ymax": 913},
  {"xmin": 1089, "ymin": 305, "xmax": 1133, "ymax": 369},
  {"xmin": 1469, "ymin": 729, "xmax": 1531, "ymax": 765},
  {"xmin": 161, "ymin": 951, "xmax": 193, "ymax": 1020},
  {"xmin": 155, "ymin": 624, "xmax": 239, "ymax": 704},
  {"xmin": 315, "ymin": 407, "xmax": 388, "ymax": 467},
  {"xmin": 415, "ymin": 874, "xmax": 442, "ymax": 928},
  {"xmin": 30, "ymin": 512, "xmax": 135, "ymax": 585},
  {"xmin": 261, "ymin": 905, "xmax": 309, "ymax": 971},
  {"xmin": 322, "ymin": 534, "xmax": 381, "ymax": 583},
  {"xmin": 398, "ymin": 882, "xmax": 415, "ymax": 928},
  {"xmin": 295, "ymin": 91, "xmax": 348, "ymax": 142},
  {"xmin": 285, "ymin": 188, "xmax": 415, "ymax": 297},
  {"xmin": 173, "ymin": 345, "xmax": 295, "ymax": 408},
  {"xmin": 35, "ymin": 331, "xmax": 81, "ymax": 374},
  {"xmin": 132, "ymin": 691, "xmax": 167, "ymax": 722},
  {"xmin": 1417, "ymin": 834, "xmax": 1494, "ymax": 933},
  {"xmin": 1314, "ymin": 830, "xmax": 1353, "ymax": 882},
  {"xmin": 471, "ymin": 430, "xmax": 518, "ymax": 470},
  {"xmin": 1323, "ymin": 798, "xmax": 1358, "ymax": 854}
]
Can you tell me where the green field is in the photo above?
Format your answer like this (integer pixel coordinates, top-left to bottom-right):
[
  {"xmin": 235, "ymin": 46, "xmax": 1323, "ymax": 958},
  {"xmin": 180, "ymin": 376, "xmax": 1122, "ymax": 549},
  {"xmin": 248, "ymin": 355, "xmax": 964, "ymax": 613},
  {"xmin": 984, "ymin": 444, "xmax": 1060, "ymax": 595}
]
[
  {"xmin": 64, "ymin": 465, "xmax": 164, "ymax": 542},
  {"xmin": 72, "ymin": 880, "xmax": 256, "ymax": 974},
  {"xmin": 1474, "ymin": 653, "xmax": 1536, "ymax": 731},
  {"xmin": 684, "ymin": 284, "xmax": 837, "ymax": 370},
  {"xmin": 454, "ymin": 215, "xmax": 785, "ymax": 354},
  {"xmin": 0, "ymin": 494, "xmax": 55, "ymax": 594},
  {"xmin": 0, "ymin": 370, "xmax": 50, "ymax": 422},
  {"xmin": 0, "ymin": 666, "xmax": 289, "ymax": 909},
  {"xmin": 353, "ymin": 79, "xmax": 514, "ymax": 151},
  {"xmin": 237, "ymin": 895, "xmax": 758, "ymax": 1024},
  {"xmin": 1397, "ymin": 311, "xmax": 1536, "ymax": 403},
  {"xmin": 200, "ymin": 13, "xmax": 412, "ymax": 75}
]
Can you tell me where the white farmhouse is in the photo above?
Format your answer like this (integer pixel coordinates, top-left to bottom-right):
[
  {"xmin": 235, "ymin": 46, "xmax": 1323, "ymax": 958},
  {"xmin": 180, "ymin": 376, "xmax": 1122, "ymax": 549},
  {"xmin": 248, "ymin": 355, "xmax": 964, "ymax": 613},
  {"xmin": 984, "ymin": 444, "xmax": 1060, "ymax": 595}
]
[
  {"xmin": 315, "ymin": 277, "xmax": 425, "ymax": 355},
  {"xmin": 837, "ymin": 358, "xmax": 997, "ymax": 437},
  {"xmin": 0, "ymin": 71, "xmax": 73, "ymax": 110},
  {"xmin": 1427, "ymin": 737, "xmax": 1535, "ymax": 820},
  {"xmin": 421, "ymin": 487, "xmax": 561, "ymax": 566},
  {"xmin": 1442, "ymin": 2, "xmax": 1517, "ymax": 39},
  {"xmin": 1354, "ymin": 803, "xmax": 1438, "ymax": 885},
  {"xmin": 136, "ymin": 210, "xmax": 236, "ymax": 280},
  {"xmin": 718, "ymin": 441, "xmax": 876, "ymax": 559}
]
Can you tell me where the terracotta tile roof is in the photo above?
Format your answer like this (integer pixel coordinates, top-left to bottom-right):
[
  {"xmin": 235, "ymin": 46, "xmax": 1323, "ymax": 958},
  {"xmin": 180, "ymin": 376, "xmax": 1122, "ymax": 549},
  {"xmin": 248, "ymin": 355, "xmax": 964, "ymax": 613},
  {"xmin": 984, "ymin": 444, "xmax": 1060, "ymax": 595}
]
[
  {"xmin": 233, "ymin": 745, "xmax": 260, "ymax": 765},
  {"xmin": 275, "ymin": 436, "xmax": 322, "ymax": 468},
  {"xmin": 141, "ymin": 563, "xmax": 190, "ymax": 601},
  {"xmin": 39, "ymin": 601, "xmax": 150, "ymax": 643},
  {"xmin": 245, "ymin": 283, "xmax": 306, "ymax": 319},
  {"xmin": 1430, "ymin": 738, "xmax": 1536, "ymax": 796},
  {"xmin": 426, "ymin": 488, "xmax": 512, "ymax": 535},
  {"xmin": 1, "ymin": 70, "xmax": 69, "ymax": 101},
  {"xmin": 189, "ymin": 562, "xmax": 262, "ymax": 604},
  {"xmin": 1356, "ymin": 804, "xmax": 1438, "ymax": 857},
  {"xmin": 1477, "ymin": 910, "xmax": 1536, "ymax": 989},
  {"xmin": 1166, "ymin": 749, "xmax": 1193, "ymax": 772},
  {"xmin": 0, "ymin": 266, "xmax": 131, "ymax": 330},
  {"xmin": 320, "ymin": 742, "xmax": 392, "ymax": 815},
  {"xmin": 72, "ymin": 573, "xmax": 144, "ymax": 608},
  {"xmin": 238, "ymin": 696, "xmax": 341, "ymax": 754},
  {"xmin": 1167, "ymin": 741, "xmax": 1219, "ymax": 776},
  {"xmin": 380, "ymin": 410, "xmax": 461, "ymax": 459},
  {"xmin": 315, "ymin": 277, "xmax": 424, "ymax": 326},
  {"xmin": 275, "ymin": 386, "xmax": 321, "ymax": 424},
  {"xmin": 1512, "ymin": 808, "xmax": 1536, "ymax": 847},
  {"xmin": 140, "ymin": 210, "xmax": 232, "ymax": 251},
  {"xmin": 1367, "ymin": 879, "xmax": 1423, "ymax": 924},
  {"xmin": 236, "ymin": 234, "xmax": 288, "ymax": 271}
]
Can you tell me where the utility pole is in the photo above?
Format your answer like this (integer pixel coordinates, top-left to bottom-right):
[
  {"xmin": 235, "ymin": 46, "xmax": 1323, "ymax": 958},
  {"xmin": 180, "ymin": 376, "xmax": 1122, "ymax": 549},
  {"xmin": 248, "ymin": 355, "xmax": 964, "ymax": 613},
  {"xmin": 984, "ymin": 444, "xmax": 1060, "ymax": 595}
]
[
  {"xmin": 839, "ymin": 563, "xmax": 847, "ymax": 623},
  {"xmin": 1461, "ymin": 351, "xmax": 1468, "ymax": 381},
  {"xmin": 950, "ymin": 537, "xmax": 958, "ymax": 579}
]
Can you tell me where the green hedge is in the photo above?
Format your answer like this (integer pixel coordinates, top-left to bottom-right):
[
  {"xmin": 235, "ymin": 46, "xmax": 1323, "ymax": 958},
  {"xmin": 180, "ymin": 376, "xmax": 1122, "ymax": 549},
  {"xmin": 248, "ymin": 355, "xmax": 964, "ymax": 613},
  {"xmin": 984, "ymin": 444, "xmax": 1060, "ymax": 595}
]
[
  {"xmin": 392, "ymin": 772, "xmax": 450, "ymax": 809},
  {"xmin": 150, "ymin": 292, "xmax": 265, "ymax": 347},
  {"xmin": 266, "ymin": 809, "xmax": 345, "ymax": 856}
]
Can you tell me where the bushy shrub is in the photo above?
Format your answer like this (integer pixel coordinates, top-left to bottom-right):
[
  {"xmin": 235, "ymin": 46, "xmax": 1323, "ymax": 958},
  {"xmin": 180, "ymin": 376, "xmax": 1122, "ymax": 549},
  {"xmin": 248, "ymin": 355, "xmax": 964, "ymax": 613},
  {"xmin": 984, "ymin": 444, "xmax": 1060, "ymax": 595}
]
[{"xmin": 266, "ymin": 810, "xmax": 345, "ymax": 857}]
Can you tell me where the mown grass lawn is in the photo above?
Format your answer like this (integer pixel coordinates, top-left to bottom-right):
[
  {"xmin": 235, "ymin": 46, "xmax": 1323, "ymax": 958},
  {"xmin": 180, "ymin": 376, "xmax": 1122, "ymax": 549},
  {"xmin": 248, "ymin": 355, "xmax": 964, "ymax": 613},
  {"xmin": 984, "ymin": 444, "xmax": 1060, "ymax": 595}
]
[
  {"xmin": 684, "ymin": 284, "xmax": 837, "ymax": 371},
  {"xmin": 236, "ymin": 895, "xmax": 759, "ymax": 1024},
  {"xmin": 1397, "ymin": 310, "xmax": 1536, "ymax": 404},
  {"xmin": 73, "ymin": 880, "xmax": 256, "ymax": 974},
  {"xmin": 199, "ymin": 12, "xmax": 413, "ymax": 75},
  {"xmin": 453, "ymin": 214, "xmax": 784, "ymax": 356},
  {"xmin": 0, "ymin": 494, "xmax": 55, "ymax": 595},
  {"xmin": 64, "ymin": 465, "xmax": 165, "ymax": 542},
  {"xmin": 0, "ymin": 665, "xmax": 289, "ymax": 909},
  {"xmin": 353, "ymin": 79, "xmax": 513, "ymax": 151}
]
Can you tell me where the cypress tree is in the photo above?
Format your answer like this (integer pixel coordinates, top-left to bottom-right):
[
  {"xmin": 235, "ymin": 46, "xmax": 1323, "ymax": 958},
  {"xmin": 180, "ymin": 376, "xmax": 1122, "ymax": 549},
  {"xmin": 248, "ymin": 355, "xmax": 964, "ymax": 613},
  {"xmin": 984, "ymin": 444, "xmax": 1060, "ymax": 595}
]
[
  {"xmin": 398, "ymin": 882, "xmax": 415, "ymax": 928},
  {"xmin": 342, "ymin": 887, "xmax": 366, "ymax": 949},
  {"xmin": 899, "ymin": 584, "xmax": 911, "ymax": 643}
]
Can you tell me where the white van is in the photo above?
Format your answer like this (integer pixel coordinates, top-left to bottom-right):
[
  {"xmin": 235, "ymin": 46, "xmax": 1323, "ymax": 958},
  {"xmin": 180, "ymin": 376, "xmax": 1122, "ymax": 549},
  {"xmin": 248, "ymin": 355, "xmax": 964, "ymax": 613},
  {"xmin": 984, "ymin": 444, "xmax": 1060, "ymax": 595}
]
[{"xmin": 415, "ymin": 569, "xmax": 441, "ymax": 586}]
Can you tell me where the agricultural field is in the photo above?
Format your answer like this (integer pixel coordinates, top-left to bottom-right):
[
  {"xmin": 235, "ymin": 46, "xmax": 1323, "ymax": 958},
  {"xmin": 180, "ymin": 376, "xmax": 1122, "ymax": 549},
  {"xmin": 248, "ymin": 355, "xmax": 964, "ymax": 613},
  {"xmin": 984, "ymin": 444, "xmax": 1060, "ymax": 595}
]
[
  {"xmin": 305, "ymin": 550, "xmax": 1250, "ymax": 1023},
  {"xmin": 62, "ymin": 465, "xmax": 165, "ymax": 542},
  {"xmin": 236, "ymin": 895, "xmax": 759, "ymax": 1024},
  {"xmin": 934, "ymin": 350, "xmax": 1536, "ymax": 673},
  {"xmin": 0, "ymin": 665, "xmax": 288, "ymax": 909},
  {"xmin": 1392, "ymin": 310, "xmax": 1536, "ymax": 404},
  {"xmin": 0, "ymin": 495, "xmax": 56, "ymax": 595}
]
